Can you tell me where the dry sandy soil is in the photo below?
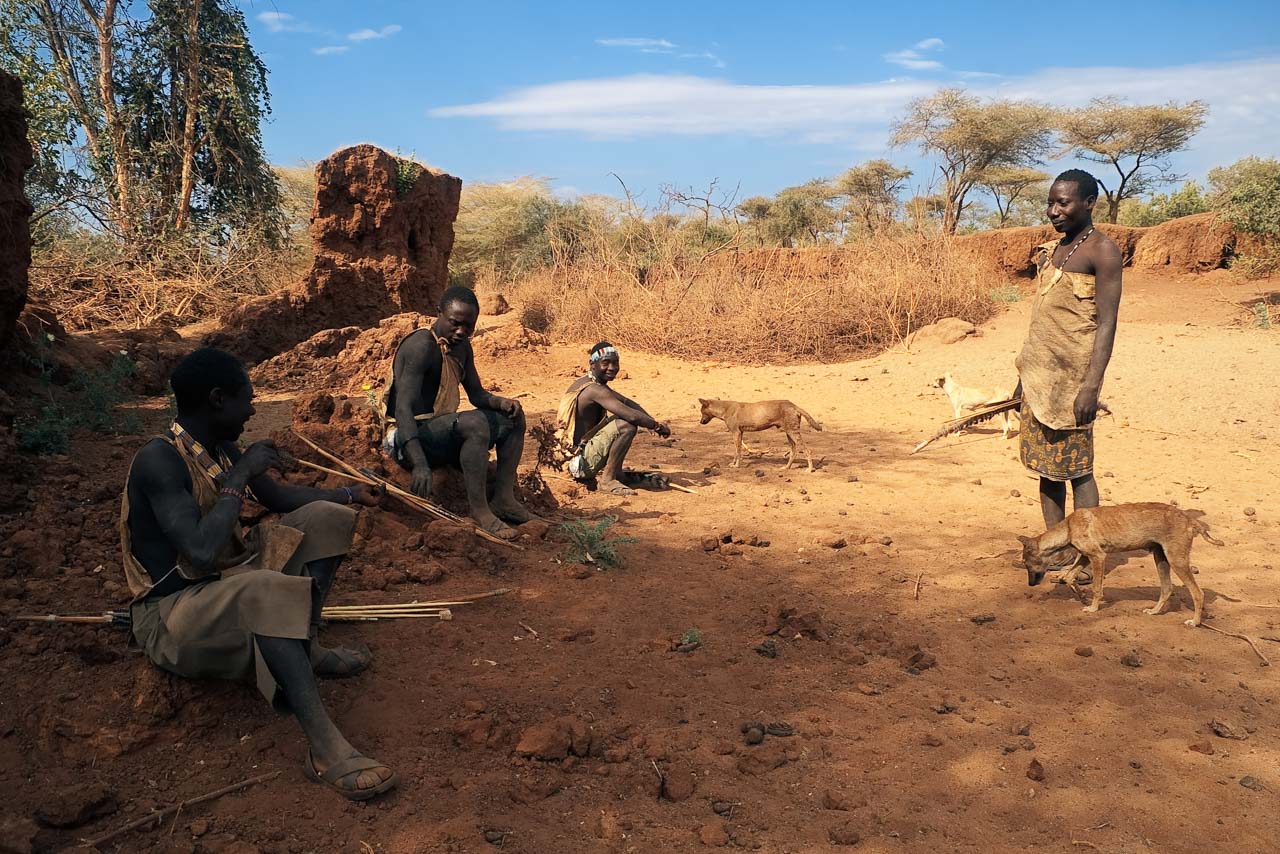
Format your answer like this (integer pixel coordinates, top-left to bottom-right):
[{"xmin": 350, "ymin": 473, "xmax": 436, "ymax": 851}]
[{"xmin": 1, "ymin": 270, "xmax": 1277, "ymax": 853}]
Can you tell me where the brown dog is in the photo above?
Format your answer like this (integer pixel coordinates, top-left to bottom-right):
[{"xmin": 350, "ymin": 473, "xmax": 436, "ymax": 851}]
[
  {"xmin": 1017, "ymin": 502, "xmax": 1222, "ymax": 626},
  {"xmin": 698, "ymin": 398, "xmax": 823, "ymax": 471}
]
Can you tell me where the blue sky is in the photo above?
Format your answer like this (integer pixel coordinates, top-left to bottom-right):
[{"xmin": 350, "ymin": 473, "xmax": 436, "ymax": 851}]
[{"xmin": 244, "ymin": 0, "xmax": 1280, "ymax": 205}]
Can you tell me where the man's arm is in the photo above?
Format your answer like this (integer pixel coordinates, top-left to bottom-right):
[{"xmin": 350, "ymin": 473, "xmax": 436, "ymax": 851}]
[
  {"xmin": 582, "ymin": 385, "xmax": 669, "ymax": 436},
  {"xmin": 392, "ymin": 333, "xmax": 436, "ymax": 496},
  {"xmin": 461, "ymin": 345, "xmax": 522, "ymax": 417},
  {"xmin": 225, "ymin": 444, "xmax": 380, "ymax": 512},
  {"xmin": 1075, "ymin": 241, "xmax": 1123, "ymax": 425},
  {"xmin": 135, "ymin": 441, "xmax": 262, "ymax": 575}
]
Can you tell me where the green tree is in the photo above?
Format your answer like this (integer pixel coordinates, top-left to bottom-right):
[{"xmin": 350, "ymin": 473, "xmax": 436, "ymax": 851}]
[
  {"xmin": 766, "ymin": 180, "xmax": 838, "ymax": 246},
  {"xmin": 1116, "ymin": 181, "xmax": 1207, "ymax": 227},
  {"xmin": 1208, "ymin": 157, "xmax": 1280, "ymax": 236},
  {"xmin": 891, "ymin": 89, "xmax": 1052, "ymax": 235},
  {"xmin": 5, "ymin": 0, "xmax": 282, "ymax": 244},
  {"xmin": 834, "ymin": 159, "xmax": 912, "ymax": 234},
  {"xmin": 736, "ymin": 195, "xmax": 773, "ymax": 246},
  {"xmin": 1057, "ymin": 97, "xmax": 1207, "ymax": 224},
  {"xmin": 978, "ymin": 166, "xmax": 1049, "ymax": 228}
]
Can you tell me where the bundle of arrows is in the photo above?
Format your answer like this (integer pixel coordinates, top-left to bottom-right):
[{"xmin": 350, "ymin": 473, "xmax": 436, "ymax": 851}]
[{"xmin": 9, "ymin": 587, "xmax": 511, "ymax": 627}]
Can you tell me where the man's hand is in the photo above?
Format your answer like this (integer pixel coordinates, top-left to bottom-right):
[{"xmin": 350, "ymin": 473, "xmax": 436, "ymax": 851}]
[
  {"xmin": 654, "ymin": 421, "xmax": 672, "ymax": 439},
  {"xmin": 1073, "ymin": 385, "xmax": 1101, "ymax": 426},
  {"xmin": 348, "ymin": 483, "xmax": 384, "ymax": 507},
  {"xmin": 492, "ymin": 396, "xmax": 523, "ymax": 418},
  {"xmin": 236, "ymin": 440, "xmax": 282, "ymax": 479},
  {"xmin": 410, "ymin": 463, "xmax": 433, "ymax": 499}
]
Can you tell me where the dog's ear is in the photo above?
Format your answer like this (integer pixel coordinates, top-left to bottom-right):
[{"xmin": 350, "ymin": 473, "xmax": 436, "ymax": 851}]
[
  {"xmin": 1015, "ymin": 534, "xmax": 1034, "ymax": 546},
  {"xmin": 698, "ymin": 398, "xmax": 707, "ymax": 405}
]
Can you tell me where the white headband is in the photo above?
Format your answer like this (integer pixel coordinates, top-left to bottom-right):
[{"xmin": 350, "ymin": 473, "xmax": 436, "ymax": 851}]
[{"xmin": 590, "ymin": 346, "xmax": 618, "ymax": 363}]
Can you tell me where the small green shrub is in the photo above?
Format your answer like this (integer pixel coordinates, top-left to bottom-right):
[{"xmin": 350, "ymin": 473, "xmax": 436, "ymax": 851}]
[
  {"xmin": 17, "ymin": 352, "xmax": 141, "ymax": 456},
  {"xmin": 990, "ymin": 281, "xmax": 1022, "ymax": 303},
  {"xmin": 680, "ymin": 628, "xmax": 703, "ymax": 646},
  {"xmin": 16, "ymin": 405, "xmax": 72, "ymax": 455},
  {"xmin": 1254, "ymin": 302, "xmax": 1273, "ymax": 329},
  {"xmin": 559, "ymin": 516, "xmax": 636, "ymax": 569},
  {"xmin": 395, "ymin": 153, "xmax": 424, "ymax": 198}
]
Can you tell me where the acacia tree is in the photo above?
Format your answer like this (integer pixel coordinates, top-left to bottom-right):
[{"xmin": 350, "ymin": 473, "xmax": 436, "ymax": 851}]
[
  {"xmin": 891, "ymin": 89, "xmax": 1053, "ymax": 235},
  {"xmin": 5, "ymin": 0, "xmax": 282, "ymax": 245},
  {"xmin": 1057, "ymin": 97, "xmax": 1207, "ymax": 224},
  {"xmin": 834, "ymin": 159, "xmax": 912, "ymax": 234},
  {"xmin": 978, "ymin": 166, "xmax": 1049, "ymax": 228}
]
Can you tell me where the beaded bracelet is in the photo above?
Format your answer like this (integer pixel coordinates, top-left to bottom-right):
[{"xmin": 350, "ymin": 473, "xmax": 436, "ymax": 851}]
[
  {"xmin": 219, "ymin": 486, "xmax": 245, "ymax": 502},
  {"xmin": 342, "ymin": 486, "xmax": 354, "ymax": 505}
]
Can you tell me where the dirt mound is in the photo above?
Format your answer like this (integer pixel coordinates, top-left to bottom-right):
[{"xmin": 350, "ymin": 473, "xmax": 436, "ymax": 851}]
[
  {"xmin": 471, "ymin": 322, "xmax": 550, "ymax": 358},
  {"xmin": 1131, "ymin": 212, "xmax": 1239, "ymax": 272},
  {"xmin": 253, "ymin": 314, "xmax": 550, "ymax": 397},
  {"xmin": 956, "ymin": 223, "xmax": 1142, "ymax": 277},
  {"xmin": 0, "ymin": 70, "xmax": 33, "ymax": 352},
  {"xmin": 207, "ymin": 145, "xmax": 461, "ymax": 364},
  {"xmin": 958, "ymin": 214, "xmax": 1246, "ymax": 278},
  {"xmin": 252, "ymin": 311, "xmax": 430, "ymax": 394}
]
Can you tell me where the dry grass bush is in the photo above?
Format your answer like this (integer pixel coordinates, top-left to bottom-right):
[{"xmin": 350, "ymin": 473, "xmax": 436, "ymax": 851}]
[
  {"xmin": 507, "ymin": 232, "xmax": 1002, "ymax": 363},
  {"xmin": 29, "ymin": 231, "xmax": 308, "ymax": 330}
]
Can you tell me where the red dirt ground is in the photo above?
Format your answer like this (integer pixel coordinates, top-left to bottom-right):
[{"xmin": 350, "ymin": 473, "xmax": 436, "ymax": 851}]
[{"xmin": 1, "ymin": 270, "xmax": 1278, "ymax": 853}]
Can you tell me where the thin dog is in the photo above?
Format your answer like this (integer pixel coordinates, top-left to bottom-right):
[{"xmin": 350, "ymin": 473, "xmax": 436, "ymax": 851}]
[
  {"xmin": 698, "ymin": 398, "xmax": 823, "ymax": 471},
  {"xmin": 936, "ymin": 373, "xmax": 1016, "ymax": 439},
  {"xmin": 1017, "ymin": 502, "xmax": 1222, "ymax": 626}
]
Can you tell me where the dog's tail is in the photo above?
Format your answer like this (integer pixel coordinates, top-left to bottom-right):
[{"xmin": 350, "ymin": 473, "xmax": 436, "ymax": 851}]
[
  {"xmin": 793, "ymin": 405, "xmax": 823, "ymax": 432},
  {"xmin": 1192, "ymin": 517, "xmax": 1225, "ymax": 547}
]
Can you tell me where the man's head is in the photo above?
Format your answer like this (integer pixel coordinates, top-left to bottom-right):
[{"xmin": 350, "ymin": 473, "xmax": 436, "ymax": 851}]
[
  {"xmin": 588, "ymin": 341, "xmax": 620, "ymax": 383},
  {"xmin": 434, "ymin": 286, "xmax": 481, "ymax": 346},
  {"xmin": 170, "ymin": 347, "xmax": 254, "ymax": 440},
  {"xmin": 1046, "ymin": 169, "xmax": 1099, "ymax": 234}
]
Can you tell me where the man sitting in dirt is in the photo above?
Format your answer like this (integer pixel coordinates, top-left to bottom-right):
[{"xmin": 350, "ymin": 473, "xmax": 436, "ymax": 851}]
[
  {"xmin": 121, "ymin": 347, "xmax": 397, "ymax": 801},
  {"xmin": 1014, "ymin": 169, "xmax": 1123, "ymax": 581},
  {"xmin": 555, "ymin": 341, "xmax": 672, "ymax": 496},
  {"xmin": 381, "ymin": 286, "xmax": 532, "ymax": 539}
]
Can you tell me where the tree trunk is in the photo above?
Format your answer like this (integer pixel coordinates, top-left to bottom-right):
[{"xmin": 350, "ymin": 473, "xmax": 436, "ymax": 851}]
[
  {"xmin": 82, "ymin": 0, "xmax": 137, "ymax": 238},
  {"xmin": 174, "ymin": 0, "xmax": 201, "ymax": 231}
]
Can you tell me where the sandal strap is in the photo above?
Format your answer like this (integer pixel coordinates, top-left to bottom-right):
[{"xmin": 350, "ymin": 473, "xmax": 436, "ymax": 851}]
[{"xmin": 321, "ymin": 754, "xmax": 387, "ymax": 785}]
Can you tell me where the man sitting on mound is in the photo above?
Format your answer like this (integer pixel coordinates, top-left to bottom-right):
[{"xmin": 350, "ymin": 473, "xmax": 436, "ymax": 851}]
[
  {"xmin": 555, "ymin": 341, "xmax": 672, "ymax": 496},
  {"xmin": 381, "ymin": 286, "xmax": 532, "ymax": 539},
  {"xmin": 121, "ymin": 347, "xmax": 396, "ymax": 800}
]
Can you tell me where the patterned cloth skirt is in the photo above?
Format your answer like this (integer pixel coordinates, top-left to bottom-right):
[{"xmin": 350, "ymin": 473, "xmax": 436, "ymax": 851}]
[{"xmin": 1019, "ymin": 401, "xmax": 1093, "ymax": 482}]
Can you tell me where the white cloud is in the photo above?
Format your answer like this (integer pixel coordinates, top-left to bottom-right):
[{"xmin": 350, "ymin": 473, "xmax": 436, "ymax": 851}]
[
  {"xmin": 883, "ymin": 50, "xmax": 943, "ymax": 71},
  {"xmin": 885, "ymin": 36, "xmax": 945, "ymax": 70},
  {"xmin": 348, "ymin": 24, "xmax": 403, "ymax": 41},
  {"xmin": 257, "ymin": 11, "xmax": 304, "ymax": 33},
  {"xmin": 429, "ymin": 57, "xmax": 1280, "ymax": 170},
  {"xmin": 597, "ymin": 37, "xmax": 676, "ymax": 49},
  {"xmin": 679, "ymin": 50, "xmax": 726, "ymax": 69},
  {"xmin": 313, "ymin": 45, "xmax": 350, "ymax": 56}
]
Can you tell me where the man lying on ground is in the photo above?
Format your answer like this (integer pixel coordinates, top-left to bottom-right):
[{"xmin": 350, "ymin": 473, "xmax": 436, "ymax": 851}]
[
  {"xmin": 555, "ymin": 341, "xmax": 672, "ymax": 496},
  {"xmin": 121, "ymin": 346, "xmax": 396, "ymax": 801},
  {"xmin": 381, "ymin": 286, "xmax": 532, "ymax": 539}
]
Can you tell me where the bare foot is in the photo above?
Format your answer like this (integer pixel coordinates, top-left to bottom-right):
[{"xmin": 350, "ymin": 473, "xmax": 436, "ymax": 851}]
[
  {"xmin": 598, "ymin": 479, "xmax": 637, "ymax": 496},
  {"xmin": 491, "ymin": 498, "xmax": 535, "ymax": 524},
  {"xmin": 474, "ymin": 512, "xmax": 518, "ymax": 540}
]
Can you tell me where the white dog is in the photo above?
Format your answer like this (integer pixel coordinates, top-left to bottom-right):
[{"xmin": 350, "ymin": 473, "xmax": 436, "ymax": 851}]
[{"xmin": 936, "ymin": 373, "xmax": 1017, "ymax": 439}]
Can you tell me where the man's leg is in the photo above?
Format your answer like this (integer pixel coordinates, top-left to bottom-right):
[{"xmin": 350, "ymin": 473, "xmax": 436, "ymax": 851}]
[
  {"xmin": 599, "ymin": 419, "xmax": 638, "ymax": 492},
  {"xmin": 490, "ymin": 409, "xmax": 533, "ymax": 524},
  {"xmin": 1039, "ymin": 477, "xmax": 1068, "ymax": 529},
  {"xmin": 304, "ymin": 556, "xmax": 370, "ymax": 677},
  {"xmin": 1070, "ymin": 473, "xmax": 1099, "ymax": 510},
  {"xmin": 255, "ymin": 635, "xmax": 394, "ymax": 796},
  {"xmin": 454, "ymin": 411, "xmax": 513, "ymax": 537}
]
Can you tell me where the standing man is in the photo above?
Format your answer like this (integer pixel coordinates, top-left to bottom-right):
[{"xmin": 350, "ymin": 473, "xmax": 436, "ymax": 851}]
[
  {"xmin": 122, "ymin": 347, "xmax": 396, "ymax": 800},
  {"xmin": 382, "ymin": 286, "xmax": 531, "ymax": 539},
  {"xmin": 1014, "ymin": 169, "xmax": 1123, "ymax": 580},
  {"xmin": 555, "ymin": 341, "xmax": 671, "ymax": 496}
]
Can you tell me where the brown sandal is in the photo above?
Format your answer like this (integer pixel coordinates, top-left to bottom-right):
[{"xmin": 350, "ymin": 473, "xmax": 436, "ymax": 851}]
[{"xmin": 305, "ymin": 751, "xmax": 398, "ymax": 801}]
